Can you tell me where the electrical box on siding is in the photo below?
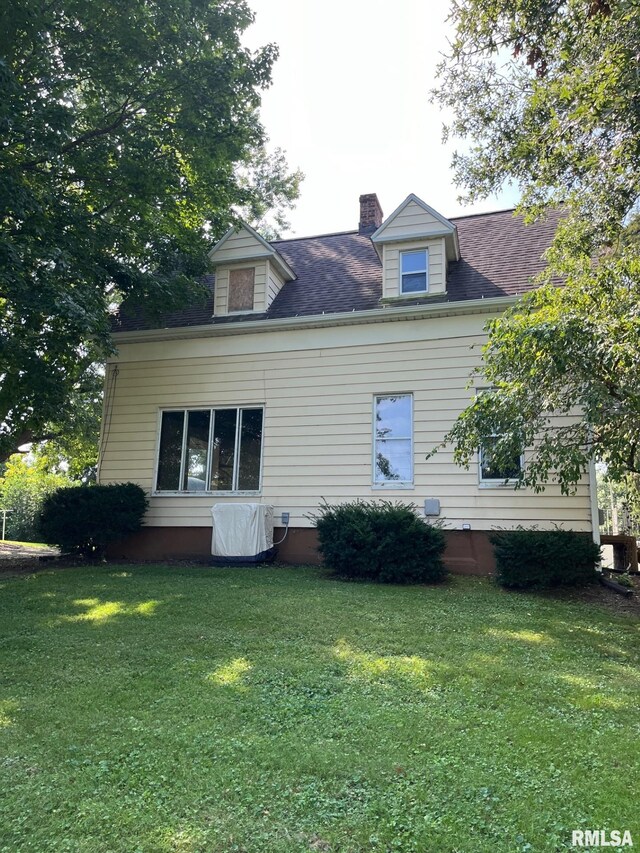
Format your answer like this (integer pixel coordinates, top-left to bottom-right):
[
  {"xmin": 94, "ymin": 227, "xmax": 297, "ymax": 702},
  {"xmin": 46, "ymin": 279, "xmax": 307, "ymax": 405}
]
[{"xmin": 423, "ymin": 499, "xmax": 441, "ymax": 517}]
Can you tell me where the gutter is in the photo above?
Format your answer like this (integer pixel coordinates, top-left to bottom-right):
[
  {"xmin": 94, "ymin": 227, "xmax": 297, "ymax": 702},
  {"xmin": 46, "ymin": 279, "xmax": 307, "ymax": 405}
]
[{"xmin": 111, "ymin": 294, "xmax": 520, "ymax": 345}]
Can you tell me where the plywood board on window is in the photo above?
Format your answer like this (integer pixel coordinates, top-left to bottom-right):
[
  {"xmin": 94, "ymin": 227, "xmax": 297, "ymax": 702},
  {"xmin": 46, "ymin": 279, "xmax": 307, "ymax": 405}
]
[{"xmin": 228, "ymin": 267, "xmax": 255, "ymax": 312}]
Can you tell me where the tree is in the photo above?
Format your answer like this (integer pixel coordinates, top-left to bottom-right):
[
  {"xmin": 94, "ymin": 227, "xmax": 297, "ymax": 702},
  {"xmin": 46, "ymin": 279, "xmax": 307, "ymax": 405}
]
[
  {"xmin": 40, "ymin": 365, "xmax": 103, "ymax": 481},
  {"xmin": 597, "ymin": 469, "xmax": 640, "ymax": 535},
  {"xmin": 432, "ymin": 0, "xmax": 640, "ymax": 491},
  {"xmin": 0, "ymin": 0, "xmax": 301, "ymax": 463},
  {"xmin": 0, "ymin": 452, "xmax": 72, "ymax": 542}
]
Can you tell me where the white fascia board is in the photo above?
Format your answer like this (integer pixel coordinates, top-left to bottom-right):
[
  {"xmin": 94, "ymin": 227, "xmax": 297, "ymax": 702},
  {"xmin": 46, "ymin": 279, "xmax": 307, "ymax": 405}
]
[
  {"xmin": 208, "ymin": 221, "xmax": 296, "ymax": 281},
  {"xmin": 111, "ymin": 294, "xmax": 519, "ymax": 345},
  {"xmin": 269, "ymin": 251, "xmax": 296, "ymax": 282},
  {"xmin": 451, "ymin": 226, "xmax": 461, "ymax": 262}
]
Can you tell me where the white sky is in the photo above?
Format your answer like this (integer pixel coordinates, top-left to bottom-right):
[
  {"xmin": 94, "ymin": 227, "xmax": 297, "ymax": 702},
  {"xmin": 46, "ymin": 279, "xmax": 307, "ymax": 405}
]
[{"xmin": 244, "ymin": 0, "xmax": 519, "ymax": 238}]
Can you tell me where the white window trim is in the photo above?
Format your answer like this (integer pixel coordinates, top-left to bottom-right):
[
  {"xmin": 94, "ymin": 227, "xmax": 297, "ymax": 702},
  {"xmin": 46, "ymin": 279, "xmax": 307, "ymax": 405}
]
[
  {"xmin": 399, "ymin": 249, "xmax": 429, "ymax": 295},
  {"xmin": 153, "ymin": 405, "xmax": 264, "ymax": 496},
  {"xmin": 372, "ymin": 393, "xmax": 414, "ymax": 489},
  {"xmin": 224, "ymin": 263, "xmax": 261, "ymax": 315},
  {"xmin": 473, "ymin": 386, "xmax": 524, "ymax": 489},
  {"xmin": 477, "ymin": 441, "xmax": 525, "ymax": 489}
]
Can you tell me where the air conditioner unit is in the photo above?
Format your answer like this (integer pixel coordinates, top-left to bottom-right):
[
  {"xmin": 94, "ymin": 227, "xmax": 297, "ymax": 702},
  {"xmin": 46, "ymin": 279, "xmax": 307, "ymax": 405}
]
[{"xmin": 210, "ymin": 503, "xmax": 275, "ymax": 565}]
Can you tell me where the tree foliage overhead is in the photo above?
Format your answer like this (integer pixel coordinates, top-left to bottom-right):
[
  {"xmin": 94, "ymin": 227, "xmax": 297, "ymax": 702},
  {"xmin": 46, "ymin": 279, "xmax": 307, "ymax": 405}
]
[
  {"xmin": 0, "ymin": 0, "xmax": 301, "ymax": 463},
  {"xmin": 432, "ymin": 0, "xmax": 640, "ymax": 491},
  {"xmin": 435, "ymin": 0, "xmax": 639, "ymax": 239}
]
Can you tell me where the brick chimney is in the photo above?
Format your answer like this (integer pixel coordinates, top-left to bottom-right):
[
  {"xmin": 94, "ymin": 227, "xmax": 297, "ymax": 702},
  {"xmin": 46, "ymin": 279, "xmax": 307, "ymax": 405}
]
[{"xmin": 358, "ymin": 193, "xmax": 383, "ymax": 235}]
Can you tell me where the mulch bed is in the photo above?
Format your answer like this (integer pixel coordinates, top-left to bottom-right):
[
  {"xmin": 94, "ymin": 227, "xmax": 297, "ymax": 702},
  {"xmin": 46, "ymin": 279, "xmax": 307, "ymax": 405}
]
[
  {"xmin": 549, "ymin": 571, "xmax": 640, "ymax": 618},
  {"xmin": 0, "ymin": 543, "xmax": 64, "ymax": 577}
]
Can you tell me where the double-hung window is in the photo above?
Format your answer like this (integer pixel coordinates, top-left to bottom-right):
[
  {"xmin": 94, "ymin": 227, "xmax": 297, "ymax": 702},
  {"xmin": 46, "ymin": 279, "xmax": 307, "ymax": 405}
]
[
  {"xmin": 400, "ymin": 250, "xmax": 428, "ymax": 294},
  {"xmin": 373, "ymin": 394, "xmax": 413, "ymax": 486},
  {"xmin": 155, "ymin": 407, "xmax": 263, "ymax": 493},
  {"xmin": 475, "ymin": 389, "xmax": 523, "ymax": 485}
]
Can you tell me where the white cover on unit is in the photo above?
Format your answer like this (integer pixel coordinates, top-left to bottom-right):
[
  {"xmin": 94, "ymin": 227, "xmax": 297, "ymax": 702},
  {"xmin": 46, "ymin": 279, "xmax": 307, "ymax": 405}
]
[{"xmin": 210, "ymin": 503, "xmax": 274, "ymax": 557}]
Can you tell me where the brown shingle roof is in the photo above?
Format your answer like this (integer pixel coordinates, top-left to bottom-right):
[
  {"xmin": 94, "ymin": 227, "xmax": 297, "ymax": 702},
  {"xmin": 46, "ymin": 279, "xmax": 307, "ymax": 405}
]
[{"xmin": 113, "ymin": 208, "xmax": 560, "ymax": 332}]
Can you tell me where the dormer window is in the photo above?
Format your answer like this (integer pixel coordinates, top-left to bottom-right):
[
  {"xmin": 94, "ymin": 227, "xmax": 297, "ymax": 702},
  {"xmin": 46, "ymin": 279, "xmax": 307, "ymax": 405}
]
[
  {"xmin": 400, "ymin": 249, "xmax": 428, "ymax": 294},
  {"xmin": 208, "ymin": 222, "xmax": 296, "ymax": 317},
  {"xmin": 228, "ymin": 267, "xmax": 255, "ymax": 312},
  {"xmin": 372, "ymin": 195, "xmax": 459, "ymax": 302}
]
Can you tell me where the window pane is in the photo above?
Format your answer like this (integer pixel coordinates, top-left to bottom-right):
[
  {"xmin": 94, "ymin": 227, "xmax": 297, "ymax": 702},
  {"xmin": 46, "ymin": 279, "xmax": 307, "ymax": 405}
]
[
  {"xmin": 156, "ymin": 411, "xmax": 184, "ymax": 491},
  {"xmin": 183, "ymin": 410, "xmax": 210, "ymax": 491},
  {"xmin": 375, "ymin": 439, "xmax": 412, "ymax": 483},
  {"xmin": 480, "ymin": 438, "xmax": 522, "ymax": 481},
  {"xmin": 210, "ymin": 409, "xmax": 237, "ymax": 491},
  {"xmin": 401, "ymin": 251, "xmax": 426, "ymax": 273},
  {"xmin": 237, "ymin": 408, "xmax": 263, "ymax": 490},
  {"xmin": 401, "ymin": 272, "xmax": 427, "ymax": 293},
  {"xmin": 376, "ymin": 395, "xmax": 412, "ymax": 439}
]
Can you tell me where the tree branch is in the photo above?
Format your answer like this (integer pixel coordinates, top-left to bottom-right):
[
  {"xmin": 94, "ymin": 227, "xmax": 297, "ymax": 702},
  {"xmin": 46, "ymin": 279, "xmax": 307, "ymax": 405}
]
[{"xmin": 19, "ymin": 100, "xmax": 137, "ymax": 172}]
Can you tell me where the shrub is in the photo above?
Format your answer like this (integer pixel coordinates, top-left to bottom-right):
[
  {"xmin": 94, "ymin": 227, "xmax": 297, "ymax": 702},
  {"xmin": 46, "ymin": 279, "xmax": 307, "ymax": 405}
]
[
  {"xmin": 0, "ymin": 453, "xmax": 72, "ymax": 542},
  {"xmin": 312, "ymin": 500, "xmax": 447, "ymax": 584},
  {"xmin": 39, "ymin": 483, "xmax": 148, "ymax": 556},
  {"xmin": 490, "ymin": 528, "xmax": 600, "ymax": 589}
]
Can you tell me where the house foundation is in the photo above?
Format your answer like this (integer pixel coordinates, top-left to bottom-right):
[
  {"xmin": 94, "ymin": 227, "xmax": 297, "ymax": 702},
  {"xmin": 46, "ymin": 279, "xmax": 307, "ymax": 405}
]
[{"xmin": 107, "ymin": 526, "xmax": 497, "ymax": 575}]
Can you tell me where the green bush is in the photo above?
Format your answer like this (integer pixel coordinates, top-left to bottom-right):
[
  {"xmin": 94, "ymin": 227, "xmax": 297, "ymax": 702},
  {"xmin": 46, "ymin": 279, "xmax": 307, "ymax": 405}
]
[
  {"xmin": 490, "ymin": 528, "xmax": 600, "ymax": 589},
  {"xmin": 39, "ymin": 483, "xmax": 148, "ymax": 556},
  {"xmin": 312, "ymin": 500, "xmax": 447, "ymax": 584}
]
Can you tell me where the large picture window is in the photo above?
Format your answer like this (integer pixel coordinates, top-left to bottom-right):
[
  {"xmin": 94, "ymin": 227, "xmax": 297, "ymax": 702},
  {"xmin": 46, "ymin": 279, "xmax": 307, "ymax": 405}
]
[
  {"xmin": 155, "ymin": 407, "xmax": 263, "ymax": 493},
  {"xmin": 373, "ymin": 394, "xmax": 413, "ymax": 486}
]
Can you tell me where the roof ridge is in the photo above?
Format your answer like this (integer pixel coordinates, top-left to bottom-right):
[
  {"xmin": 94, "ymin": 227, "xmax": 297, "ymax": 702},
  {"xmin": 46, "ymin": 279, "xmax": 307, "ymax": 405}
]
[
  {"xmin": 449, "ymin": 207, "xmax": 517, "ymax": 223},
  {"xmin": 273, "ymin": 210, "xmax": 521, "ymax": 244},
  {"xmin": 271, "ymin": 229, "xmax": 359, "ymax": 244}
]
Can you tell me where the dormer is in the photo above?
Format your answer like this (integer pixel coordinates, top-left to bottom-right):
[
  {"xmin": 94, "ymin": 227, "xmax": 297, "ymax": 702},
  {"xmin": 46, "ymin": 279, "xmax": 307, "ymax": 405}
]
[
  {"xmin": 371, "ymin": 194, "xmax": 460, "ymax": 302},
  {"xmin": 208, "ymin": 222, "xmax": 295, "ymax": 316}
]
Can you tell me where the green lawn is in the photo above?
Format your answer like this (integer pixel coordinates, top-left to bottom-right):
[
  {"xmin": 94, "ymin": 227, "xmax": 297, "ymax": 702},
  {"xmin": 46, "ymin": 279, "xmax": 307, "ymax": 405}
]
[{"xmin": 0, "ymin": 565, "xmax": 638, "ymax": 853}]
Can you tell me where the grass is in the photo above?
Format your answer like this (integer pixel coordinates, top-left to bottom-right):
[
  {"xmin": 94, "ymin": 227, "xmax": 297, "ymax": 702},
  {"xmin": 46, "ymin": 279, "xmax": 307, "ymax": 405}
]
[
  {"xmin": 0, "ymin": 565, "xmax": 638, "ymax": 853},
  {"xmin": 0, "ymin": 539, "xmax": 50, "ymax": 549}
]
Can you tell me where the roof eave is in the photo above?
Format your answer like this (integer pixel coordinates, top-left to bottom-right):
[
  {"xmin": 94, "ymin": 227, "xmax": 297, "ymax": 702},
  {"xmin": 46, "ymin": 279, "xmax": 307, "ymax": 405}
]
[
  {"xmin": 111, "ymin": 294, "xmax": 520, "ymax": 346},
  {"xmin": 269, "ymin": 252, "xmax": 297, "ymax": 282}
]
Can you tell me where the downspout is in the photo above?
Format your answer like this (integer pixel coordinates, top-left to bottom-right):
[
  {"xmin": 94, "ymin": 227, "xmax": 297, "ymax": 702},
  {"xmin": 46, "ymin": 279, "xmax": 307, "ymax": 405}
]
[
  {"xmin": 588, "ymin": 456, "xmax": 601, "ymax": 555},
  {"xmin": 97, "ymin": 365, "xmax": 119, "ymax": 483}
]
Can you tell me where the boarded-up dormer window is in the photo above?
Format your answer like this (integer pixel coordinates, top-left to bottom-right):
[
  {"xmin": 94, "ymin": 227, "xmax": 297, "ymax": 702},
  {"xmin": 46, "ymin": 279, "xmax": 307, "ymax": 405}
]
[{"xmin": 228, "ymin": 267, "xmax": 255, "ymax": 312}]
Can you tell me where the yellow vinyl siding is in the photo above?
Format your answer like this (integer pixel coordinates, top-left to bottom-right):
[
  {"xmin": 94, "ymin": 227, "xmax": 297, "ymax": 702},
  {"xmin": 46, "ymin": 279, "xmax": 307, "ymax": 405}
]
[
  {"xmin": 383, "ymin": 239, "xmax": 446, "ymax": 298},
  {"xmin": 267, "ymin": 260, "xmax": 285, "ymax": 306},
  {"xmin": 378, "ymin": 199, "xmax": 449, "ymax": 240},
  {"xmin": 210, "ymin": 227, "xmax": 272, "ymax": 264},
  {"xmin": 100, "ymin": 314, "xmax": 591, "ymax": 532}
]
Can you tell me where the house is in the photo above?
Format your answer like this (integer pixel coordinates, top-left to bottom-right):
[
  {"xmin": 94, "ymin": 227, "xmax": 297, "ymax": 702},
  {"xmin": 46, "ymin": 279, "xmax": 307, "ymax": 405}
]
[{"xmin": 99, "ymin": 193, "xmax": 598, "ymax": 573}]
